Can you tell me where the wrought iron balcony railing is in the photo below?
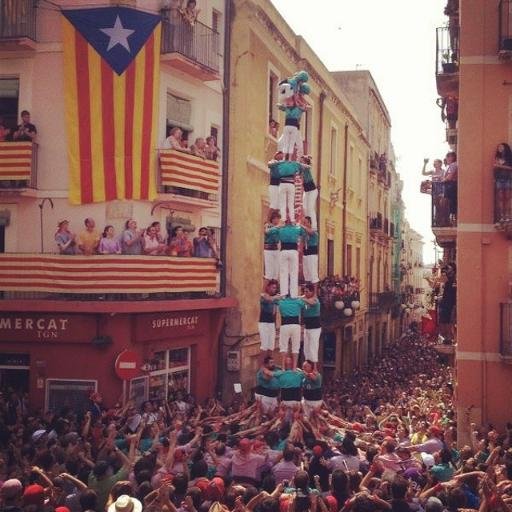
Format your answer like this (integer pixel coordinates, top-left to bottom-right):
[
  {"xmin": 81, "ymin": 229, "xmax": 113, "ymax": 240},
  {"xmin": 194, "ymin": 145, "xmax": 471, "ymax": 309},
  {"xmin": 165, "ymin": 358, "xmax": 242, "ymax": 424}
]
[
  {"xmin": 436, "ymin": 25, "xmax": 459, "ymax": 75},
  {"xmin": 499, "ymin": 0, "xmax": 512, "ymax": 55},
  {"xmin": 500, "ymin": 302, "xmax": 512, "ymax": 357},
  {"xmin": 431, "ymin": 182, "xmax": 457, "ymax": 228},
  {"xmin": 161, "ymin": 14, "xmax": 220, "ymax": 73},
  {"xmin": 0, "ymin": 0, "xmax": 36, "ymax": 41}
]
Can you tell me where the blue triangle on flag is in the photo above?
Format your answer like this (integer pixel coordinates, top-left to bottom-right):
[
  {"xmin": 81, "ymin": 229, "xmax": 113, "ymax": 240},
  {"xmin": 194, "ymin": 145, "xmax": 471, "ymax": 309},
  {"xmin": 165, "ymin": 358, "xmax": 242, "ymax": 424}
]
[{"xmin": 62, "ymin": 7, "xmax": 160, "ymax": 75}]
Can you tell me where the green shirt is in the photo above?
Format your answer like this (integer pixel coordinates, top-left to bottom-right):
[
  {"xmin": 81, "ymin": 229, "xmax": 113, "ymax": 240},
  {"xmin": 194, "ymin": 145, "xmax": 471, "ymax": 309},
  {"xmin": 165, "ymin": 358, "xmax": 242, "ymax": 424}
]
[
  {"xmin": 88, "ymin": 466, "xmax": 129, "ymax": 512},
  {"xmin": 268, "ymin": 161, "xmax": 281, "ymax": 180},
  {"xmin": 276, "ymin": 369, "xmax": 303, "ymax": 388},
  {"xmin": 276, "ymin": 160, "xmax": 301, "ymax": 178},
  {"xmin": 302, "ymin": 166, "xmax": 314, "ymax": 184},
  {"xmin": 279, "ymin": 297, "xmax": 304, "ymax": 318},
  {"xmin": 264, "ymin": 226, "xmax": 280, "ymax": 245},
  {"xmin": 303, "ymin": 298, "xmax": 320, "ymax": 318},
  {"xmin": 306, "ymin": 231, "xmax": 319, "ymax": 248},
  {"xmin": 303, "ymin": 372, "xmax": 322, "ymax": 390},
  {"xmin": 278, "ymin": 224, "xmax": 305, "ymax": 244},
  {"xmin": 257, "ymin": 368, "xmax": 281, "ymax": 390}
]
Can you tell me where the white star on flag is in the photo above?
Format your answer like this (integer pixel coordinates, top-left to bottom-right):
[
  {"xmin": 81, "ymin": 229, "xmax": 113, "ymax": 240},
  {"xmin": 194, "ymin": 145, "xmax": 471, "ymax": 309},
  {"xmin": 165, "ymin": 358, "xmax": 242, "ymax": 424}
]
[{"xmin": 100, "ymin": 16, "xmax": 135, "ymax": 53}]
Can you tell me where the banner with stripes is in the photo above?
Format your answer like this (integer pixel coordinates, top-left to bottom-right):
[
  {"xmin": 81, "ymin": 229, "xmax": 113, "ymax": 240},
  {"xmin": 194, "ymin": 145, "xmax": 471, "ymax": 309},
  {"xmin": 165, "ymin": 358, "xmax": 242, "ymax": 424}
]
[
  {"xmin": 0, "ymin": 254, "xmax": 218, "ymax": 294},
  {"xmin": 61, "ymin": 7, "xmax": 161, "ymax": 204},
  {"xmin": 159, "ymin": 150, "xmax": 220, "ymax": 194},
  {"xmin": 0, "ymin": 142, "xmax": 33, "ymax": 181}
]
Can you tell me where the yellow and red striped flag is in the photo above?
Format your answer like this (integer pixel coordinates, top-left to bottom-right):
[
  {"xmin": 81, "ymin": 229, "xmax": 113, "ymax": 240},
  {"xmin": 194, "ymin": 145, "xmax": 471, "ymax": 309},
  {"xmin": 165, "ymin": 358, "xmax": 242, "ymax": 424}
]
[{"xmin": 61, "ymin": 7, "xmax": 160, "ymax": 204}]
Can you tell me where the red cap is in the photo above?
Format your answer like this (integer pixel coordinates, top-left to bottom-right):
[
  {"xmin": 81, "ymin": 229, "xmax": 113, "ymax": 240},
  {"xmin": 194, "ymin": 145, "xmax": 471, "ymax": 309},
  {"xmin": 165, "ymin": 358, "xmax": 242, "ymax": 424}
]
[
  {"xmin": 312, "ymin": 445, "xmax": 323, "ymax": 456},
  {"xmin": 429, "ymin": 425, "xmax": 443, "ymax": 436},
  {"xmin": 23, "ymin": 485, "xmax": 44, "ymax": 506},
  {"xmin": 351, "ymin": 422, "xmax": 364, "ymax": 433},
  {"xmin": 325, "ymin": 495, "xmax": 338, "ymax": 512},
  {"xmin": 206, "ymin": 477, "xmax": 225, "ymax": 501},
  {"xmin": 56, "ymin": 507, "xmax": 71, "ymax": 512},
  {"xmin": 239, "ymin": 438, "xmax": 252, "ymax": 452},
  {"xmin": 195, "ymin": 479, "xmax": 210, "ymax": 495}
]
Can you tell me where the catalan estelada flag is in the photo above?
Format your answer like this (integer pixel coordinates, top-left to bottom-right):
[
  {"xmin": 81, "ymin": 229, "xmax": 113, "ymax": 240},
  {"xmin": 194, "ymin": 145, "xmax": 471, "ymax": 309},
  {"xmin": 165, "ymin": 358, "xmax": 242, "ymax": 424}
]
[{"xmin": 61, "ymin": 7, "xmax": 161, "ymax": 204}]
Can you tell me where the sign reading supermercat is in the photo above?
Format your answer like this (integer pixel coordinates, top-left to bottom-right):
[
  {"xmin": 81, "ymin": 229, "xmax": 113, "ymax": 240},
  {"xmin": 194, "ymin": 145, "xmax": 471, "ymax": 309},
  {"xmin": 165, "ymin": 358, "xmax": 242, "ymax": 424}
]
[{"xmin": 61, "ymin": 7, "xmax": 161, "ymax": 204}]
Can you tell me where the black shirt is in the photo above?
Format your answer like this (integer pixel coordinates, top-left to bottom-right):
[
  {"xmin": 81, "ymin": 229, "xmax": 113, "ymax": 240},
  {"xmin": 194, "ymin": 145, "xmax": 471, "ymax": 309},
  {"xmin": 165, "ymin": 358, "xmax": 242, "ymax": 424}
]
[{"xmin": 14, "ymin": 122, "xmax": 37, "ymax": 141}]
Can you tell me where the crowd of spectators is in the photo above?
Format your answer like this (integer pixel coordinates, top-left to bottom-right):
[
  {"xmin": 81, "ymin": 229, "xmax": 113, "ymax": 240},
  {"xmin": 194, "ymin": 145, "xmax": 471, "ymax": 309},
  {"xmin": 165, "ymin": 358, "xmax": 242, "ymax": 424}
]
[
  {"xmin": 162, "ymin": 128, "xmax": 220, "ymax": 162},
  {"xmin": 54, "ymin": 218, "xmax": 220, "ymax": 261},
  {"xmin": 317, "ymin": 276, "xmax": 361, "ymax": 312},
  {"xmin": 2, "ymin": 332, "xmax": 512, "ymax": 512},
  {"xmin": 420, "ymin": 153, "xmax": 458, "ymax": 227}
]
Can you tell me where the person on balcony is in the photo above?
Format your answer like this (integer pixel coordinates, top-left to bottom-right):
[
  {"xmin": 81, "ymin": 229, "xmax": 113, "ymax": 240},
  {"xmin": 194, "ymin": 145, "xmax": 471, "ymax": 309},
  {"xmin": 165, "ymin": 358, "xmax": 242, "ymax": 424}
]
[
  {"xmin": 13, "ymin": 110, "xmax": 37, "ymax": 142},
  {"xmin": 495, "ymin": 143, "xmax": 512, "ymax": 220},
  {"xmin": 193, "ymin": 227, "xmax": 216, "ymax": 258},
  {"xmin": 54, "ymin": 220, "xmax": 76, "ymax": 255},
  {"xmin": 168, "ymin": 225, "xmax": 193, "ymax": 257},
  {"xmin": 0, "ymin": 122, "xmax": 11, "ymax": 142},
  {"xmin": 205, "ymin": 136, "xmax": 220, "ymax": 161},
  {"xmin": 302, "ymin": 216, "xmax": 319, "ymax": 287},
  {"xmin": 302, "ymin": 284, "xmax": 321, "ymax": 366},
  {"xmin": 278, "ymin": 221, "xmax": 306, "ymax": 298},
  {"xmin": 181, "ymin": 0, "xmax": 200, "ymax": 26},
  {"xmin": 421, "ymin": 158, "xmax": 444, "ymax": 182},
  {"xmin": 258, "ymin": 280, "xmax": 280, "ymax": 355},
  {"xmin": 263, "ymin": 211, "xmax": 281, "ymax": 286},
  {"xmin": 99, "ymin": 225, "xmax": 121, "ymax": 255},
  {"xmin": 121, "ymin": 219, "xmax": 144, "ymax": 255},
  {"xmin": 278, "ymin": 296, "xmax": 304, "ymax": 368},
  {"xmin": 442, "ymin": 151, "xmax": 458, "ymax": 224},
  {"xmin": 190, "ymin": 137, "xmax": 207, "ymax": 159},
  {"xmin": 437, "ymin": 264, "xmax": 456, "ymax": 345},
  {"xmin": 77, "ymin": 218, "xmax": 100, "ymax": 255},
  {"xmin": 162, "ymin": 127, "xmax": 190, "ymax": 153},
  {"xmin": 143, "ymin": 225, "xmax": 167, "ymax": 256}
]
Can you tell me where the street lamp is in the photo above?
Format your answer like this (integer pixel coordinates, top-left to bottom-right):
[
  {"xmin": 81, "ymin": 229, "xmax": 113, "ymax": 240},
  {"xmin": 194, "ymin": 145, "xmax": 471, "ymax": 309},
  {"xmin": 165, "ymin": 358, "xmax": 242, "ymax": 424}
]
[{"xmin": 38, "ymin": 198, "xmax": 54, "ymax": 253}]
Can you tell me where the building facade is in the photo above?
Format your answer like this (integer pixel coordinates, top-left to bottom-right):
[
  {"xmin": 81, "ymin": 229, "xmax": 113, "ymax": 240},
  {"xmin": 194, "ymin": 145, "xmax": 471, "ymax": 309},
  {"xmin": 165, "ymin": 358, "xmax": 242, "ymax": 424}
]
[
  {"xmin": 0, "ymin": 0, "xmax": 234, "ymax": 411},
  {"xmin": 333, "ymin": 71, "xmax": 399, "ymax": 363},
  {"xmin": 429, "ymin": 0, "xmax": 512, "ymax": 438}
]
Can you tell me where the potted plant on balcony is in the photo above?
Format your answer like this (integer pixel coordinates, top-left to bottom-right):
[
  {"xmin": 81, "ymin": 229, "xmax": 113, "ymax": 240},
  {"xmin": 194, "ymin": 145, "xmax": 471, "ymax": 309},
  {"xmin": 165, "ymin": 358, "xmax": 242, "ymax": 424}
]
[{"xmin": 441, "ymin": 52, "xmax": 458, "ymax": 73}]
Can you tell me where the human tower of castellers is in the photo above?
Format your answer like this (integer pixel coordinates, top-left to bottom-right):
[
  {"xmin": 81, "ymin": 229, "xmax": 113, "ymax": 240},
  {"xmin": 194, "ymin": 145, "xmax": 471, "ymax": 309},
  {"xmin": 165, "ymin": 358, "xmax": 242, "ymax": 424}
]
[{"xmin": 254, "ymin": 71, "xmax": 324, "ymax": 419}]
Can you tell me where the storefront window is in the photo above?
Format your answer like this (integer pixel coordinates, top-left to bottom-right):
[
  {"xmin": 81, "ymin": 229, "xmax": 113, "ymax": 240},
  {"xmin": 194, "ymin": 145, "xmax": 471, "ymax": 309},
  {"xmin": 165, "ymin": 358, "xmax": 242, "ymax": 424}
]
[
  {"xmin": 46, "ymin": 379, "xmax": 97, "ymax": 414},
  {"xmin": 148, "ymin": 347, "xmax": 190, "ymax": 402}
]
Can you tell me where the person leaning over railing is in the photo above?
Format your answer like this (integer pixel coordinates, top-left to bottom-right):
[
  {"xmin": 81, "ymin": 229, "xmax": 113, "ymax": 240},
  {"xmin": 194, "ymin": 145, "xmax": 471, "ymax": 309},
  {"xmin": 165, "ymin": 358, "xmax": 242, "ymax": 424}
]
[
  {"xmin": 168, "ymin": 225, "xmax": 193, "ymax": 257},
  {"xmin": 98, "ymin": 225, "xmax": 121, "ymax": 255},
  {"xmin": 442, "ymin": 152, "xmax": 458, "ymax": 223},
  {"xmin": 54, "ymin": 219, "xmax": 77, "ymax": 255},
  {"xmin": 121, "ymin": 219, "xmax": 144, "ymax": 255}
]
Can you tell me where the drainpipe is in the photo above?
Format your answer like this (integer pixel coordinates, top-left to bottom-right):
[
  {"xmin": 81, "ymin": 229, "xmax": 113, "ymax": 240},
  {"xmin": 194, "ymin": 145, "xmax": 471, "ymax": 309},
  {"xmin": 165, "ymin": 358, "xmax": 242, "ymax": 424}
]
[
  {"xmin": 342, "ymin": 123, "xmax": 348, "ymax": 273},
  {"xmin": 219, "ymin": 0, "xmax": 232, "ymax": 297},
  {"xmin": 215, "ymin": 0, "xmax": 232, "ymax": 398},
  {"xmin": 316, "ymin": 91, "xmax": 326, "ymax": 240}
]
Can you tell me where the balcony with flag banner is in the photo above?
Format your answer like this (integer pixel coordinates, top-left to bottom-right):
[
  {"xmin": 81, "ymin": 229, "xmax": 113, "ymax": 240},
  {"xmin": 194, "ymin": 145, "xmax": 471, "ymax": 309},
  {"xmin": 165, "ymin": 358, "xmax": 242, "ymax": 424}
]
[
  {"xmin": 0, "ymin": 254, "xmax": 220, "ymax": 299},
  {"xmin": 61, "ymin": 6, "xmax": 161, "ymax": 204},
  {"xmin": 158, "ymin": 149, "xmax": 220, "ymax": 201},
  {"xmin": 0, "ymin": 142, "xmax": 38, "ymax": 192}
]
